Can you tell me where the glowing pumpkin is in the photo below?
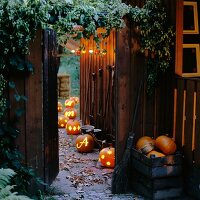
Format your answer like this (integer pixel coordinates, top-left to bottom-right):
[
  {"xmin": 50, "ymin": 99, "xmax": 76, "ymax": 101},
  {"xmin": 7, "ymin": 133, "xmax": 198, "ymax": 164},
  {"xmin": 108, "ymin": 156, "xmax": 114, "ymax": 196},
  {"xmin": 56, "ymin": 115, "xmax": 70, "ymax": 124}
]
[
  {"xmin": 64, "ymin": 107, "xmax": 77, "ymax": 119},
  {"xmin": 147, "ymin": 150, "xmax": 165, "ymax": 158},
  {"xmin": 58, "ymin": 115, "xmax": 68, "ymax": 128},
  {"xmin": 75, "ymin": 134, "xmax": 94, "ymax": 153},
  {"xmin": 99, "ymin": 147, "xmax": 115, "ymax": 168},
  {"xmin": 66, "ymin": 119, "xmax": 81, "ymax": 135},
  {"xmin": 136, "ymin": 136, "xmax": 155, "ymax": 154},
  {"xmin": 58, "ymin": 102, "xmax": 63, "ymax": 112},
  {"xmin": 65, "ymin": 99, "xmax": 75, "ymax": 108},
  {"xmin": 155, "ymin": 135, "xmax": 177, "ymax": 155},
  {"xmin": 70, "ymin": 96, "xmax": 79, "ymax": 104}
]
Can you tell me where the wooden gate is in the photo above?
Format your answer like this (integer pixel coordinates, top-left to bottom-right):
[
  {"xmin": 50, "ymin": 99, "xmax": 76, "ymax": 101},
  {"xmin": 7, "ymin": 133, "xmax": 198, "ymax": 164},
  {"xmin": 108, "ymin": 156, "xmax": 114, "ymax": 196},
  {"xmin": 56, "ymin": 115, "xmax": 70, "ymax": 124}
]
[{"xmin": 9, "ymin": 29, "xmax": 59, "ymax": 189}]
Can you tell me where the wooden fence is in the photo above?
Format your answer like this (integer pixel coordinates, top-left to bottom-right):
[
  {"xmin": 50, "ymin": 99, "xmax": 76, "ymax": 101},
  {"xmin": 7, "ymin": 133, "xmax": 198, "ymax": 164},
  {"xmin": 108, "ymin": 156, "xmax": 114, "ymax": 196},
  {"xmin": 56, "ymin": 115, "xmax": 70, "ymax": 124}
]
[
  {"xmin": 80, "ymin": 30, "xmax": 116, "ymax": 142},
  {"xmin": 9, "ymin": 29, "xmax": 59, "ymax": 189}
]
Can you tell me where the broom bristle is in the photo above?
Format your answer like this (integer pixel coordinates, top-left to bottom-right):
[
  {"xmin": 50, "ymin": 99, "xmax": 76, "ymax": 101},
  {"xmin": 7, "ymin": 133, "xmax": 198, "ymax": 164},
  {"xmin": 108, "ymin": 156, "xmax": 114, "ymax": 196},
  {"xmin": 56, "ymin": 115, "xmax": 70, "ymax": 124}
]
[{"xmin": 111, "ymin": 149, "xmax": 131, "ymax": 194}]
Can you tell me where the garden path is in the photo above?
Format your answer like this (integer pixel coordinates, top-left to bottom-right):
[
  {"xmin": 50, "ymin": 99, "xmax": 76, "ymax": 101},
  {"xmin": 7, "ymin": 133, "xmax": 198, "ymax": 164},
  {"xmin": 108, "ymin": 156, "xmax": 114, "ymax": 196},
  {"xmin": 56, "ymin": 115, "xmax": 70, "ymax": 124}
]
[{"xmin": 49, "ymin": 128, "xmax": 143, "ymax": 200}]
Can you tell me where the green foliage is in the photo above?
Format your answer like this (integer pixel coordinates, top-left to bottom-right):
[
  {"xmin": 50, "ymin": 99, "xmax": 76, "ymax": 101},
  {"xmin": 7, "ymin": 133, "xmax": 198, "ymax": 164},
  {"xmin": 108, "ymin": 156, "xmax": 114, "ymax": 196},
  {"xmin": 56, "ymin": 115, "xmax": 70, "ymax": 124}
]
[
  {"xmin": 0, "ymin": 168, "xmax": 32, "ymax": 200},
  {"xmin": 0, "ymin": 74, "xmax": 7, "ymax": 120},
  {"xmin": 129, "ymin": 0, "xmax": 175, "ymax": 92}
]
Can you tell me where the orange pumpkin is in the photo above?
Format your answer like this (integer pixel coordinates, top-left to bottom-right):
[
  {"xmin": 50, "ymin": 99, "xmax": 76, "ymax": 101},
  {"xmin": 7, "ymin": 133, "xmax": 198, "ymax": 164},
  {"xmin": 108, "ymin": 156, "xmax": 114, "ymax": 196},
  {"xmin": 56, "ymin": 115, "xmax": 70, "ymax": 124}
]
[
  {"xmin": 58, "ymin": 115, "xmax": 68, "ymax": 128},
  {"xmin": 65, "ymin": 99, "xmax": 75, "ymax": 108},
  {"xmin": 75, "ymin": 134, "xmax": 94, "ymax": 153},
  {"xmin": 58, "ymin": 102, "xmax": 63, "ymax": 112},
  {"xmin": 155, "ymin": 135, "xmax": 177, "ymax": 155},
  {"xmin": 147, "ymin": 150, "xmax": 165, "ymax": 158},
  {"xmin": 99, "ymin": 147, "xmax": 115, "ymax": 168},
  {"xmin": 66, "ymin": 119, "xmax": 81, "ymax": 135},
  {"xmin": 70, "ymin": 96, "xmax": 79, "ymax": 104},
  {"xmin": 64, "ymin": 107, "xmax": 77, "ymax": 119},
  {"xmin": 136, "ymin": 136, "xmax": 155, "ymax": 154}
]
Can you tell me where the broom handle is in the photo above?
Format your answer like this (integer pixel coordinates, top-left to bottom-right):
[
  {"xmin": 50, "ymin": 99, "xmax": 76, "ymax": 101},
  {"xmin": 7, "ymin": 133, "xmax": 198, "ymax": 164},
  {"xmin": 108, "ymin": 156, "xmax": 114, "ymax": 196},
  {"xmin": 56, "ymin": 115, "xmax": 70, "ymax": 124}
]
[{"xmin": 130, "ymin": 80, "xmax": 143, "ymax": 133}]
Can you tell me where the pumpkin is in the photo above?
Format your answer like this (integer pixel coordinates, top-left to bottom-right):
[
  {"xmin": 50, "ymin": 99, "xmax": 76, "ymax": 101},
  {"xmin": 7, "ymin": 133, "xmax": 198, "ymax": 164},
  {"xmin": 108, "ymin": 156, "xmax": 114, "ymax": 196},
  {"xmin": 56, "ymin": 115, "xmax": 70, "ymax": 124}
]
[
  {"xmin": 66, "ymin": 119, "xmax": 81, "ymax": 135},
  {"xmin": 136, "ymin": 136, "xmax": 155, "ymax": 154},
  {"xmin": 155, "ymin": 135, "xmax": 177, "ymax": 155},
  {"xmin": 75, "ymin": 134, "xmax": 94, "ymax": 153},
  {"xmin": 147, "ymin": 150, "xmax": 165, "ymax": 158},
  {"xmin": 65, "ymin": 99, "xmax": 75, "ymax": 108},
  {"xmin": 70, "ymin": 96, "xmax": 79, "ymax": 104},
  {"xmin": 58, "ymin": 102, "xmax": 63, "ymax": 112},
  {"xmin": 58, "ymin": 115, "xmax": 68, "ymax": 128},
  {"xmin": 99, "ymin": 147, "xmax": 115, "ymax": 168},
  {"xmin": 64, "ymin": 107, "xmax": 77, "ymax": 119}
]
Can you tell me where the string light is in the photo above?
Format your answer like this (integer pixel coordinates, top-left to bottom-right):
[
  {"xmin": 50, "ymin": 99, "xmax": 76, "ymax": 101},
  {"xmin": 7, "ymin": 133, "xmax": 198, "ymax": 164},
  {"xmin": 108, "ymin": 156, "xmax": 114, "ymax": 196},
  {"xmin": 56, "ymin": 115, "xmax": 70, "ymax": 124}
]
[{"xmin": 89, "ymin": 49, "xmax": 94, "ymax": 54}]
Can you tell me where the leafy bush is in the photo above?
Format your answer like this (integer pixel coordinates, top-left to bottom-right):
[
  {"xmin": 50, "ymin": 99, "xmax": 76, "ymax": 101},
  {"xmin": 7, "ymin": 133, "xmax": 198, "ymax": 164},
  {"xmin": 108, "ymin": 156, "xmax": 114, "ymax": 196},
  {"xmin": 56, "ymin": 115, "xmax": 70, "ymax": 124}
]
[{"xmin": 0, "ymin": 168, "xmax": 32, "ymax": 200}]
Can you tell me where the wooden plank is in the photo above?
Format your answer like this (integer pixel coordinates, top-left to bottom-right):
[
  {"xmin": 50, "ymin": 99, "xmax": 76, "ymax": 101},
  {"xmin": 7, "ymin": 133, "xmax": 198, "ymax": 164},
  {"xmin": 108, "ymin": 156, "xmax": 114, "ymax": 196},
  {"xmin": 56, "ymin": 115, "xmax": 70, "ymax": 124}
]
[
  {"xmin": 195, "ymin": 82, "xmax": 200, "ymax": 166},
  {"xmin": 132, "ymin": 180, "xmax": 182, "ymax": 200},
  {"xmin": 175, "ymin": 0, "xmax": 184, "ymax": 76},
  {"xmin": 115, "ymin": 18, "xmax": 131, "ymax": 162},
  {"xmin": 184, "ymin": 80, "xmax": 195, "ymax": 166},
  {"xmin": 25, "ymin": 30, "xmax": 44, "ymax": 189},
  {"xmin": 175, "ymin": 79, "xmax": 185, "ymax": 150},
  {"xmin": 132, "ymin": 170, "xmax": 182, "ymax": 190},
  {"xmin": 132, "ymin": 148, "xmax": 182, "ymax": 167},
  {"xmin": 9, "ymin": 73, "xmax": 26, "ymax": 159},
  {"xmin": 45, "ymin": 29, "xmax": 59, "ymax": 184}
]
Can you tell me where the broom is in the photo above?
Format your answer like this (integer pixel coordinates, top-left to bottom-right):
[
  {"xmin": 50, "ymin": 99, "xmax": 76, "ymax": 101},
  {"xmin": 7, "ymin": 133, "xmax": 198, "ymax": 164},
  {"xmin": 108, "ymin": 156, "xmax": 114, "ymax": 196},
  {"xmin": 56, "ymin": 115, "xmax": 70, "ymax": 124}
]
[{"xmin": 111, "ymin": 81, "xmax": 143, "ymax": 194}]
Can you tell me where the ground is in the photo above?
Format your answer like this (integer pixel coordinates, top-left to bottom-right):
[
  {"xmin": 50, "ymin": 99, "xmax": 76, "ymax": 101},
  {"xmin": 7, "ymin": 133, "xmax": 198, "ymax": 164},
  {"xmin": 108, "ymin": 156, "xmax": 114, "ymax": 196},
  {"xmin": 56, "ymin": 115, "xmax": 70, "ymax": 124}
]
[{"xmin": 49, "ymin": 129, "xmax": 144, "ymax": 200}]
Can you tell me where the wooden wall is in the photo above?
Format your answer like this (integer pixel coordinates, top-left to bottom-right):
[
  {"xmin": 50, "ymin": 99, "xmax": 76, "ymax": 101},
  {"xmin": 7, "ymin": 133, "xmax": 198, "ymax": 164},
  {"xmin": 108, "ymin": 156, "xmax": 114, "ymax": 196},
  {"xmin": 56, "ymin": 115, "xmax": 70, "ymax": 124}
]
[
  {"xmin": 115, "ymin": 0, "xmax": 176, "ymax": 162},
  {"xmin": 80, "ymin": 31, "xmax": 116, "ymax": 142}
]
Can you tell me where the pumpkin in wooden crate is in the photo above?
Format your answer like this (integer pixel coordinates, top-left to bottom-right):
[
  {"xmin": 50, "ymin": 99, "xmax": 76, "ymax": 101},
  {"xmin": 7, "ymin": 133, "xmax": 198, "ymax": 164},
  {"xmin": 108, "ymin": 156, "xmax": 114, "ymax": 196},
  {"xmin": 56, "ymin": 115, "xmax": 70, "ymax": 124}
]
[
  {"xmin": 136, "ymin": 136, "xmax": 155, "ymax": 154},
  {"xmin": 58, "ymin": 102, "xmax": 63, "ymax": 112},
  {"xmin": 58, "ymin": 115, "xmax": 68, "ymax": 128},
  {"xmin": 70, "ymin": 96, "xmax": 79, "ymax": 104},
  {"xmin": 99, "ymin": 147, "xmax": 115, "ymax": 168},
  {"xmin": 64, "ymin": 107, "xmax": 77, "ymax": 119},
  {"xmin": 155, "ymin": 135, "xmax": 177, "ymax": 155},
  {"xmin": 75, "ymin": 134, "xmax": 94, "ymax": 153},
  {"xmin": 147, "ymin": 150, "xmax": 165, "ymax": 158},
  {"xmin": 65, "ymin": 99, "xmax": 75, "ymax": 108},
  {"xmin": 66, "ymin": 119, "xmax": 81, "ymax": 135}
]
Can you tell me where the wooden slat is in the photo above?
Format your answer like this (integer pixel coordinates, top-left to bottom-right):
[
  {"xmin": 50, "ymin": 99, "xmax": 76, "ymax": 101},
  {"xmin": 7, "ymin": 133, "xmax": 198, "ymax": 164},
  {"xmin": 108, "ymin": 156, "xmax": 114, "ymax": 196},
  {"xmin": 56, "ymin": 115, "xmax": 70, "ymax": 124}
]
[
  {"xmin": 25, "ymin": 30, "xmax": 44, "ymax": 190},
  {"xmin": 184, "ymin": 80, "xmax": 195, "ymax": 166},
  {"xmin": 175, "ymin": 79, "xmax": 185, "ymax": 150},
  {"xmin": 195, "ymin": 82, "xmax": 200, "ymax": 166},
  {"xmin": 173, "ymin": 88, "xmax": 177, "ymax": 139},
  {"xmin": 115, "ymin": 18, "xmax": 131, "ymax": 162},
  {"xmin": 175, "ymin": 0, "xmax": 184, "ymax": 76},
  {"xmin": 44, "ymin": 29, "xmax": 59, "ymax": 184},
  {"xmin": 9, "ymin": 74, "xmax": 26, "ymax": 159}
]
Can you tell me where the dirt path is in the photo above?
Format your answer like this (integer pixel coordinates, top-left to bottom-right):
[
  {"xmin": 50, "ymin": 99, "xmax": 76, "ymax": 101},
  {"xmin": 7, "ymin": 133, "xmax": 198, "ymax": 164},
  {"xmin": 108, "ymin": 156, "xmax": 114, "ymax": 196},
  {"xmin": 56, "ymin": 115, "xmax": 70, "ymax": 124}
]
[{"xmin": 50, "ymin": 129, "xmax": 143, "ymax": 200}]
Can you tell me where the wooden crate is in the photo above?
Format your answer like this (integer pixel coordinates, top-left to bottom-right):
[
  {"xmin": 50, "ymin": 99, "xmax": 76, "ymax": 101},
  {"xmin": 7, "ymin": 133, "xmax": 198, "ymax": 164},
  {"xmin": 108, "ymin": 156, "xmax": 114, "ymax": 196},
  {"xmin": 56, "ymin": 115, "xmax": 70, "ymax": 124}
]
[{"xmin": 131, "ymin": 148, "xmax": 183, "ymax": 199}]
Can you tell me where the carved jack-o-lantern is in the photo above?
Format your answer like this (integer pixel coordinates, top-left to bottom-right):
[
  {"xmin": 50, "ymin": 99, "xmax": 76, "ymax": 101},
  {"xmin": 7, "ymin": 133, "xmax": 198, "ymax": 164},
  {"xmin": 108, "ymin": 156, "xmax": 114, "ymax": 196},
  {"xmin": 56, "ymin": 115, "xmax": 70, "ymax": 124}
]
[
  {"xmin": 65, "ymin": 99, "xmax": 75, "ymax": 108},
  {"xmin": 64, "ymin": 107, "xmax": 77, "ymax": 119},
  {"xmin": 66, "ymin": 119, "xmax": 81, "ymax": 135},
  {"xmin": 58, "ymin": 115, "xmax": 68, "ymax": 128},
  {"xmin": 75, "ymin": 134, "xmax": 94, "ymax": 153},
  {"xmin": 58, "ymin": 102, "xmax": 63, "ymax": 112},
  {"xmin": 99, "ymin": 147, "xmax": 115, "ymax": 168},
  {"xmin": 155, "ymin": 135, "xmax": 177, "ymax": 155},
  {"xmin": 136, "ymin": 136, "xmax": 155, "ymax": 154},
  {"xmin": 70, "ymin": 96, "xmax": 79, "ymax": 104}
]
